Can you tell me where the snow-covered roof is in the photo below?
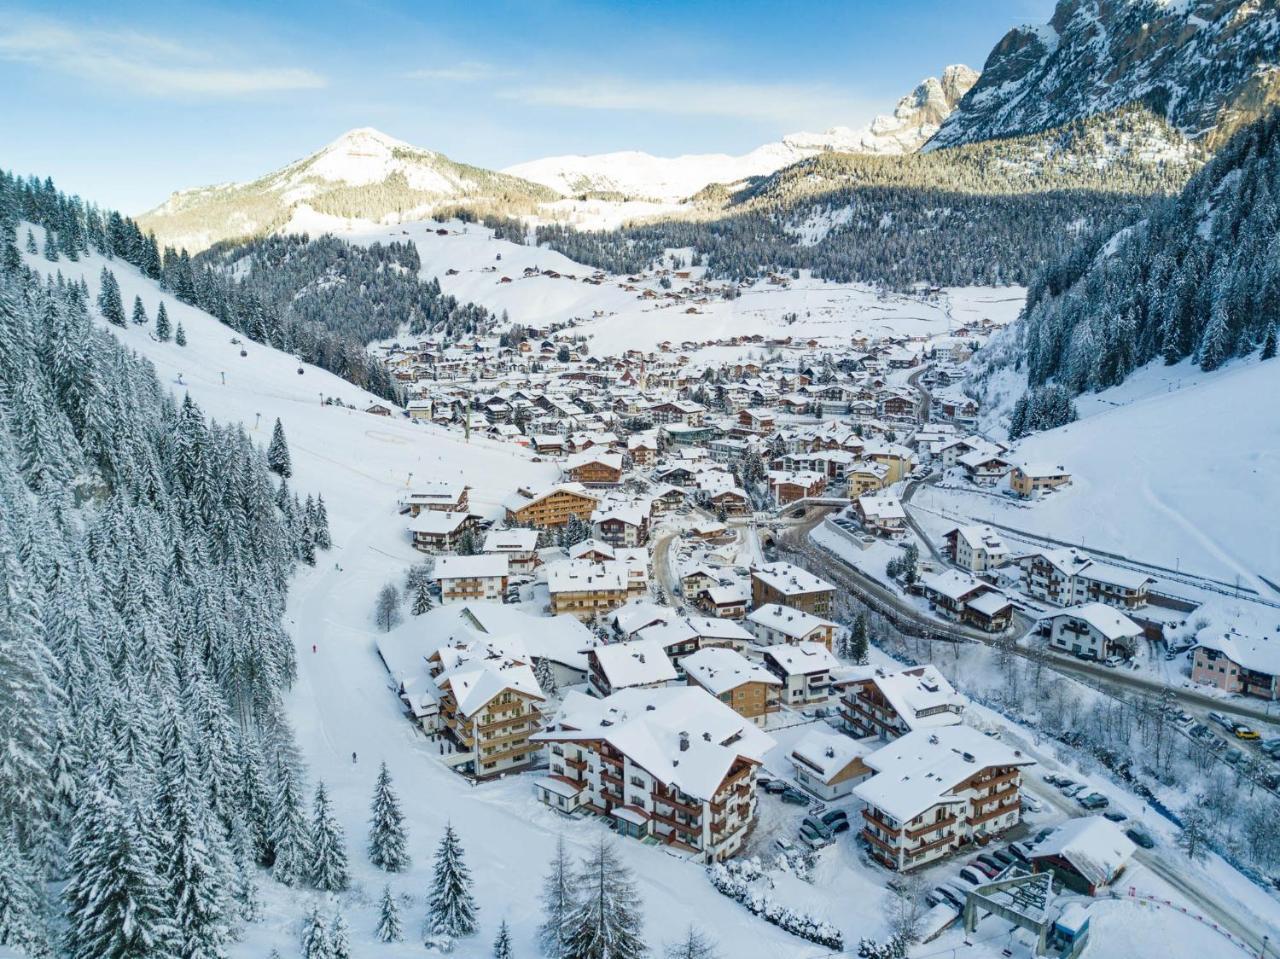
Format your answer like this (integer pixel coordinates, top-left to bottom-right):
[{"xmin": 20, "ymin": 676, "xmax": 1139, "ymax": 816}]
[
  {"xmin": 761, "ymin": 641, "xmax": 840, "ymax": 676},
  {"xmin": 789, "ymin": 729, "xmax": 871, "ymax": 785},
  {"xmin": 750, "ymin": 561, "xmax": 835, "ymax": 597},
  {"xmin": 502, "ymin": 482, "xmax": 599, "ymax": 512},
  {"xmin": 535, "ymin": 687, "xmax": 774, "ymax": 801},
  {"xmin": 862, "ymin": 665, "xmax": 966, "ymax": 732},
  {"xmin": 483, "ymin": 528, "xmax": 540, "ymax": 553},
  {"xmin": 569, "ymin": 538, "xmax": 615, "ymax": 560},
  {"xmin": 435, "ymin": 554, "xmax": 510, "ymax": 581},
  {"xmin": 1192, "ymin": 600, "xmax": 1280, "ymax": 676},
  {"xmin": 1031, "ymin": 817, "xmax": 1135, "ymax": 886},
  {"xmin": 946, "ymin": 524, "xmax": 1009, "ymax": 556},
  {"xmin": 409, "ymin": 510, "xmax": 472, "ymax": 534},
  {"xmin": 610, "ymin": 600, "xmax": 676, "ymax": 637},
  {"xmin": 856, "ymin": 492, "xmax": 905, "ymax": 520},
  {"xmin": 592, "ymin": 639, "xmax": 678, "ymax": 689},
  {"xmin": 683, "ymin": 647, "xmax": 780, "ymax": 695},
  {"xmin": 1048, "ymin": 602, "xmax": 1143, "ymax": 641},
  {"xmin": 919, "ymin": 569, "xmax": 987, "ymax": 602},
  {"xmin": 966, "ymin": 589, "xmax": 1013, "ymax": 617},
  {"xmin": 746, "ymin": 603, "xmax": 835, "ymax": 640},
  {"xmin": 546, "ymin": 559, "xmax": 627, "ymax": 594},
  {"xmin": 433, "ymin": 635, "xmax": 544, "ymax": 717},
  {"xmin": 564, "ymin": 450, "xmax": 624, "ymax": 472},
  {"xmin": 854, "ymin": 726, "xmax": 1033, "ymax": 823}
]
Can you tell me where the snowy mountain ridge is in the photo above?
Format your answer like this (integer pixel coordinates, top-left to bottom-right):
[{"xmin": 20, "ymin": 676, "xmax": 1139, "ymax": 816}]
[
  {"xmin": 928, "ymin": 0, "xmax": 1280, "ymax": 151},
  {"xmin": 138, "ymin": 127, "xmax": 559, "ymax": 252},
  {"xmin": 504, "ymin": 66, "xmax": 979, "ymax": 202}
]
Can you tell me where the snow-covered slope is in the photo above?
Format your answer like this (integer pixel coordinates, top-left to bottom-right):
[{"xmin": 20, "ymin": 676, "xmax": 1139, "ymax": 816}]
[
  {"xmin": 928, "ymin": 0, "xmax": 1280, "ymax": 151},
  {"xmin": 917, "ymin": 356, "xmax": 1280, "ymax": 590},
  {"xmin": 138, "ymin": 127, "xmax": 560, "ymax": 252},
  {"xmin": 503, "ymin": 66, "xmax": 978, "ymax": 202}
]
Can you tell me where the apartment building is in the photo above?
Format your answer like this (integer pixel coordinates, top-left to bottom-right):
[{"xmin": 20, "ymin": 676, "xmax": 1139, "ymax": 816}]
[
  {"xmin": 533, "ymin": 687, "xmax": 774, "ymax": 862},
  {"xmin": 409, "ymin": 510, "xmax": 479, "ymax": 554},
  {"xmin": 745, "ymin": 603, "xmax": 837, "ymax": 650},
  {"xmin": 434, "ymin": 554, "xmax": 510, "ymax": 604},
  {"xmin": 1045, "ymin": 603, "xmax": 1144, "ymax": 661},
  {"xmin": 547, "ymin": 560, "xmax": 631, "ymax": 621},
  {"xmin": 587, "ymin": 638, "xmax": 678, "ymax": 697},
  {"xmin": 482, "ymin": 528, "xmax": 542, "ymax": 574},
  {"xmin": 564, "ymin": 451, "xmax": 625, "ymax": 487},
  {"xmin": 1015, "ymin": 550, "xmax": 1153, "ymax": 610},
  {"xmin": 750, "ymin": 562, "xmax": 836, "ymax": 617},
  {"xmin": 1009, "ymin": 464, "xmax": 1072, "ymax": 498},
  {"xmin": 682, "ymin": 647, "xmax": 781, "ymax": 725},
  {"xmin": 761, "ymin": 642, "xmax": 841, "ymax": 706},
  {"xmin": 428, "ymin": 637, "xmax": 545, "ymax": 777},
  {"xmin": 855, "ymin": 726, "xmax": 1034, "ymax": 871},
  {"xmin": 839, "ymin": 665, "xmax": 965, "ymax": 741},
  {"xmin": 943, "ymin": 525, "xmax": 1010, "ymax": 572},
  {"xmin": 504, "ymin": 483, "xmax": 600, "ymax": 529},
  {"xmin": 405, "ymin": 480, "xmax": 469, "ymax": 516}
]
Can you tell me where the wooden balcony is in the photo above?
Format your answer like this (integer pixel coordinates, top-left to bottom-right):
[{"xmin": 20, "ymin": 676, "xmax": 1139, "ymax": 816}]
[
  {"xmin": 652, "ymin": 790, "xmax": 701, "ymax": 817},
  {"xmin": 967, "ymin": 799, "xmax": 1020, "ymax": 828},
  {"xmin": 908, "ymin": 831, "xmax": 956, "ymax": 857},
  {"xmin": 861, "ymin": 827, "xmax": 899, "ymax": 855},
  {"xmin": 600, "ymin": 769, "xmax": 622, "ymax": 787},
  {"xmin": 905, "ymin": 814, "xmax": 958, "ymax": 841},
  {"xmin": 862, "ymin": 807, "xmax": 900, "ymax": 834},
  {"xmin": 565, "ymin": 755, "xmax": 587, "ymax": 771}
]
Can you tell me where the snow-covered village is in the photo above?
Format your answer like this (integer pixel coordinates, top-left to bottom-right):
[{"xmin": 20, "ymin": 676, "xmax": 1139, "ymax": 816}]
[{"xmin": 3, "ymin": 3, "xmax": 1280, "ymax": 959}]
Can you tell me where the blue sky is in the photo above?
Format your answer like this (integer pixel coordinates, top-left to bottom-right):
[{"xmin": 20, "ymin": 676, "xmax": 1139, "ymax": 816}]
[{"xmin": 2, "ymin": 0, "xmax": 1054, "ymax": 214}]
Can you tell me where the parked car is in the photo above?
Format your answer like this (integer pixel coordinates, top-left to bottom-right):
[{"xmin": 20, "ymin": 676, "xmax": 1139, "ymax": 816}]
[
  {"xmin": 968, "ymin": 859, "xmax": 999, "ymax": 879},
  {"xmin": 1055, "ymin": 779, "xmax": 1077, "ymax": 793},
  {"xmin": 1234, "ymin": 727, "xmax": 1261, "ymax": 740},
  {"xmin": 1063, "ymin": 783, "xmax": 1090, "ymax": 798},
  {"xmin": 1190, "ymin": 724, "xmax": 1213, "ymax": 740},
  {"xmin": 933, "ymin": 886, "xmax": 963, "ymax": 909},
  {"xmin": 820, "ymin": 809, "xmax": 849, "ymax": 826},
  {"xmin": 799, "ymin": 824, "xmax": 828, "ymax": 849},
  {"xmin": 958, "ymin": 867, "xmax": 986, "ymax": 886},
  {"xmin": 1103, "ymin": 810, "xmax": 1127, "ymax": 823},
  {"xmin": 1209, "ymin": 711, "xmax": 1233, "ymax": 730},
  {"xmin": 762, "ymin": 780, "xmax": 787, "ymax": 795},
  {"xmin": 780, "ymin": 787, "xmax": 810, "ymax": 805},
  {"xmin": 976, "ymin": 853, "xmax": 1004, "ymax": 873},
  {"xmin": 1078, "ymin": 793, "xmax": 1110, "ymax": 810},
  {"xmin": 1127, "ymin": 827, "xmax": 1156, "ymax": 849},
  {"xmin": 802, "ymin": 817, "xmax": 834, "ymax": 840},
  {"xmin": 774, "ymin": 837, "xmax": 797, "ymax": 855},
  {"xmin": 989, "ymin": 848, "xmax": 1018, "ymax": 867},
  {"xmin": 1021, "ymin": 795, "xmax": 1044, "ymax": 813},
  {"xmin": 1224, "ymin": 748, "xmax": 1245, "ymax": 765},
  {"xmin": 1005, "ymin": 842, "xmax": 1031, "ymax": 862},
  {"xmin": 1042, "ymin": 774, "xmax": 1064, "ymax": 787}
]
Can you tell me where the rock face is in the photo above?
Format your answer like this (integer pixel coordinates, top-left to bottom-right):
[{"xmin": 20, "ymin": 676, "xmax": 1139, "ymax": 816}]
[{"xmin": 928, "ymin": 0, "xmax": 1280, "ymax": 151}]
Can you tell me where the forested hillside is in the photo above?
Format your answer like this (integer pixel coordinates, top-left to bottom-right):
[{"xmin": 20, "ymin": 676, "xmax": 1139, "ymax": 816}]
[
  {"xmin": 536, "ymin": 109, "xmax": 1201, "ymax": 287},
  {"xmin": 0, "ymin": 191, "xmax": 332, "ymax": 953},
  {"xmin": 1017, "ymin": 109, "xmax": 1280, "ymax": 395},
  {"xmin": 196, "ymin": 234, "xmax": 496, "ymax": 353}
]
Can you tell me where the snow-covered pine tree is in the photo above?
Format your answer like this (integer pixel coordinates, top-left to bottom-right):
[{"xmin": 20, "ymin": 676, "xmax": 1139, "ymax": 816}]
[
  {"xmin": 97, "ymin": 268, "xmax": 125, "ymax": 326},
  {"xmin": 175, "ymin": 321, "xmax": 187, "ymax": 346},
  {"xmin": 267, "ymin": 418, "xmax": 292, "ymax": 477},
  {"xmin": 329, "ymin": 909, "xmax": 351, "ymax": 959},
  {"xmin": 300, "ymin": 905, "xmax": 331, "ymax": 959},
  {"xmin": 236, "ymin": 733, "xmax": 274, "ymax": 866},
  {"xmin": 539, "ymin": 834, "xmax": 577, "ymax": 958},
  {"xmin": 411, "ymin": 578, "xmax": 434, "ymax": 615},
  {"xmin": 161, "ymin": 772, "xmax": 233, "ymax": 959},
  {"xmin": 376, "ymin": 885, "xmax": 402, "ymax": 943},
  {"xmin": 1199, "ymin": 300, "xmax": 1232, "ymax": 371},
  {"xmin": 665, "ymin": 926, "xmax": 718, "ymax": 959},
  {"xmin": 314, "ymin": 495, "xmax": 332, "ymax": 549},
  {"xmin": 534, "ymin": 656, "xmax": 559, "ymax": 698},
  {"xmin": 426, "ymin": 823, "xmax": 478, "ymax": 939},
  {"xmin": 62, "ymin": 791, "xmax": 177, "ymax": 959},
  {"xmin": 43, "ymin": 229, "xmax": 58, "ymax": 262},
  {"xmin": 24, "ymin": 229, "xmax": 36, "ymax": 254},
  {"xmin": 0, "ymin": 828, "xmax": 51, "ymax": 957},
  {"xmin": 268, "ymin": 759, "xmax": 310, "ymax": 887},
  {"xmin": 368, "ymin": 762, "xmax": 410, "ymax": 872},
  {"xmin": 493, "ymin": 920, "xmax": 513, "ymax": 959},
  {"xmin": 131, "ymin": 295, "xmax": 148, "ymax": 325},
  {"xmin": 309, "ymin": 781, "xmax": 350, "ymax": 892},
  {"xmin": 563, "ymin": 836, "xmax": 646, "ymax": 959},
  {"xmin": 155, "ymin": 302, "xmax": 171, "ymax": 341},
  {"xmin": 1261, "ymin": 323, "xmax": 1277, "ymax": 360}
]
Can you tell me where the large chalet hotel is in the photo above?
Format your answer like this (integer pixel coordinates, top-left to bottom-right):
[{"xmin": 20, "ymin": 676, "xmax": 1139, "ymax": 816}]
[{"xmin": 533, "ymin": 687, "xmax": 773, "ymax": 863}]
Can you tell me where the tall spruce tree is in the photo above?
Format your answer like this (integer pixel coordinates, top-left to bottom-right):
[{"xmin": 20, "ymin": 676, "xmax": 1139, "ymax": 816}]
[
  {"xmin": 0, "ymin": 829, "xmax": 50, "ymax": 957},
  {"xmin": 267, "ymin": 418, "xmax": 292, "ymax": 478},
  {"xmin": 329, "ymin": 909, "xmax": 350, "ymax": 959},
  {"xmin": 155, "ymin": 302, "xmax": 171, "ymax": 341},
  {"xmin": 426, "ymin": 823, "xmax": 478, "ymax": 940},
  {"xmin": 493, "ymin": 920, "xmax": 513, "ymax": 959},
  {"xmin": 376, "ymin": 885, "xmax": 402, "ymax": 943},
  {"xmin": 300, "ymin": 905, "xmax": 331, "ymax": 959},
  {"xmin": 174, "ymin": 321, "xmax": 187, "ymax": 346},
  {"xmin": 97, "ymin": 268, "xmax": 125, "ymax": 326},
  {"xmin": 368, "ymin": 762, "xmax": 410, "ymax": 872},
  {"xmin": 131, "ymin": 295, "xmax": 148, "ymax": 325},
  {"xmin": 563, "ymin": 836, "xmax": 646, "ymax": 959},
  {"xmin": 309, "ymin": 781, "xmax": 349, "ymax": 892},
  {"xmin": 268, "ymin": 760, "xmax": 310, "ymax": 887},
  {"xmin": 539, "ymin": 834, "xmax": 577, "ymax": 958}
]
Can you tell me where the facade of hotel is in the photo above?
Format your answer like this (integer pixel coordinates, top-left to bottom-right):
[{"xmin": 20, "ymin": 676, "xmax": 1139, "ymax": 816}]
[
  {"xmin": 750, "ymin": 562, "xmax": 836, "ymax": 617},
  {"xmin": 533, "ymin": 688, "xmax": 773, "ymax": 862}
]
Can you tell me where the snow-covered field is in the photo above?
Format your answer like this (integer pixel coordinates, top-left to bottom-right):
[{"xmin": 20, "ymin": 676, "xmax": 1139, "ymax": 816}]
[
  {"xmin": 921, "ymin": 356, "xmax": 1280, "ymax": 591},
  {"xmin": 282, "ymin": 208, "xmax": 1026, "ymax": 356}
]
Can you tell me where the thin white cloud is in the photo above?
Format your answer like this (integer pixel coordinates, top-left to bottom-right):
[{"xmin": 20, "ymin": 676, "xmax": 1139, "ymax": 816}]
[
  {"xmin": 403, "ymin": 61, "xmax": 499, "ymax": 83},
  {"xmin": 498, "ymin": 77, "xmax": 875, "ymax": 127},
  {"xmin": 0, "ymin": 19, "xmax": 325, "ymax": 97}
]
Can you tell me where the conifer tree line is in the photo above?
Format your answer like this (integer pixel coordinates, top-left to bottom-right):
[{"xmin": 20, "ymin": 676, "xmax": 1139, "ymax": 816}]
[
  {"xmin": 0, "ymin": 171, "xmax": 411, "ymax": 403},
  {"xmin": 533, "ymin": 109, "xmax": 1197, "ymax": 290},
  {"xmin": 1015, "ymin": 108, "xmax": 1280, "ymax": 396},
  {"xmin": 0, "ymin": 195, "xmax": 341, "ymax": 955}
]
